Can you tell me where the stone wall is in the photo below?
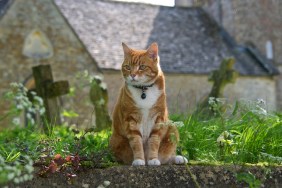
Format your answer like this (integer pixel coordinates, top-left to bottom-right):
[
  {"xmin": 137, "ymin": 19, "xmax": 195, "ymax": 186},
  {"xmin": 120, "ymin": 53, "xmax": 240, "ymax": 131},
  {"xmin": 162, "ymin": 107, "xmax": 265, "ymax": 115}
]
[
  {"xmin": 0, "ymin": 0, "xmax": 100, "ymax": 129},
  {"xmin": 203, "ymin": 0, "xmax": 282, "ymax": 64},
  {"xmin": 103, "ymin": 70, "xmax": 276, "ymax": 115},
  {"xmin": 202, "ymin": 0, "xmax": 282, "ymax": 110}
]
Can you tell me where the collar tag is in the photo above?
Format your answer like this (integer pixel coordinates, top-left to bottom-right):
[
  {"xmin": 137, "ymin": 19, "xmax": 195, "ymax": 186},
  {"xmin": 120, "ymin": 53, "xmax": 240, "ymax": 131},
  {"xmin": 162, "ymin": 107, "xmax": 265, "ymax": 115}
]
[{"xmin": 131, "ymin": 83, "xmax": 154, "ymax": 100}]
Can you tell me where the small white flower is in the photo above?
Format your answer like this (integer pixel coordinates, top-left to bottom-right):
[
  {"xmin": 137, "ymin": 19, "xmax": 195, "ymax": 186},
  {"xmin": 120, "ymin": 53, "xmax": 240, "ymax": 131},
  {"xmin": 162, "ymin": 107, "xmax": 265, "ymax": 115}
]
[
  {"xmin": 208, "ymin": 97, "xmax": 215, "ymax": 104},
  {"xmin": 23, "ymin": 174, "xmax": 30, "ymax": 181},
  {"xmin": 83, "ymin": 70, "xmax": 89, "ymax": 77},
  {"xmin": 4, "ymin": 165, "xmax": 14, "ymax": 171},
  {"xmin": 217, "ymin": 131, "xmax": 230, "ymax": 146},
  {"xmin": 12, "ymin": 118, "xmax": 20, "ymax": 125},
  {"xmin": 30, "ymin": 91, "xmax": 37, "ymax": 96},
  {"xmin": 15, "ymin": 95, "xmax": 23, "ymax": 101},
  {"xmin": 231, "ymin": 151, "xmax": 238, "ymax": 155},
  {"xmin": 99, "ymin": 82, "xmax": 107, "ymax": 90},
  {"xmin": 7, "ymin": 173, "xmax": 15, "ymax": 180},
  {"xmin": 39, "ymin": 108, "xmax": 46, "ymax": 115},
  {"xmin": 18, "ymin": 83, "xmax": 24, "ymax": 88},
  {"xmin": 25, "ymin": 165, "xmax": 34, "ymax": 174},
  {"xmin": 216, "ymin": 98, "xmax": 226, "ymax": 104},
  {"xmin": 217, "ymin": 135, "xmax": 225, "ymax": 145},
  {"xmin": 259, "ymin": 107, "xmax": 267, "ymax": 115},
  {"xmin": 29, "ymin": 118, "xmax": 35, "ymax": 125},
  {"xmin": 10, "ymin": 82, "xmax": 18, "ymax": 87},
  {"xmin": 98, "ymin": 99, "xmax": 105, "ymax": 105},
  {"xmin": 88, "ymin": 76, "xmax": 95, "ymax": 83},
  {"xmin": 27, "ymin": 108, "xmax": 35, "ymax": 113},
  {"xmin": 22, "ymin": 100, "xmax": 31, "ymax": 108},
  {"xmin": 94, "ymin": 75, "xmax": 103, "ymax": 81},
  {"xmin": 252, "ymin": 106, "xmax": 267, "ymax": 116},
  {"xmin": 13, "ymin": 177, "xmax": 20, "ymax": 184},
  {"xmin": 26, "ymin": 113, "xmax": 32, "ymax": 120},
  {"xmin": 34, "ymin": 96, "xmax": 43, "ymax": 106},
  {"xmin": 15, "ymin": 169, "xmax": 21, "ymax": 176},
  {"xmin": 23, "ymin": 87, "xmax": 28, "ymax": 93},
  {"xmin": 257, "ymin": 98, "xmax": 266, "ymax": 105},
  {"xmin": 16, "ymin": 104, "xmax": 24, "ymax": 110}
]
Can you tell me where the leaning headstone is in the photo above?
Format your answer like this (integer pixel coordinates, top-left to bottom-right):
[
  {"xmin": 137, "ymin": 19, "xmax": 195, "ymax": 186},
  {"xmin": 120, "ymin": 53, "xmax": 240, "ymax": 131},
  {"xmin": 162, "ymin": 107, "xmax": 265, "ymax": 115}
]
[
  {"xmin": 196, "ymin": 58, "xmax": 238, "ymax": 115},
  {"xmin": 89, "ymin": 76, "xmax": 111, "ymax": 131}
]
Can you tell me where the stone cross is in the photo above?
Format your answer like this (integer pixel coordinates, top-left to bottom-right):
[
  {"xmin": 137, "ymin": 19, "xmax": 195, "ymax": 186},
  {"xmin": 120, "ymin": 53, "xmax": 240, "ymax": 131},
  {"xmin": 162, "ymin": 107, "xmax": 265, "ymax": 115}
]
[
  {"xmin": 197, "ymin": 58, "xmax": 238, "ymax": 114},
  {"xmin": 32, "ymin": 64, "xmax": 69, "ymax": 130},
  {"xmin": 208, "ymin": 58, "xmax": 238, "ymax": 99},
  {"xmin": 89, "ymin": 76, "xmax": 111, "ymax": 131}
]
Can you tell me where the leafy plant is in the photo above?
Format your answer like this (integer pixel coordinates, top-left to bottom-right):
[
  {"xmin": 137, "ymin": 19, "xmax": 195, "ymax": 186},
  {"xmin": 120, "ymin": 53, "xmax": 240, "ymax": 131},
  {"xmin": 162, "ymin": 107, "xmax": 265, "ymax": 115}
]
[
  {"xmin": 0, "ymin": 124, "xmax": 114, "ymax": 185},
  {"xmin": 0, "ymin": 148, "xmax": 21, "ymax": 163},
  {"xmin": 236, "ymin": 171, "xmax": 261, "ymax": 188},
  {"xmin": 1, "ymin": 82, "xmax": 45, "ymax": 126},
  {"xmin": 0, "ymin": 155, "xmax": 34, "ymax": 185},
  {"xmin": 37, "ymin": 153, "xmax": 80, "ymax": 183}
]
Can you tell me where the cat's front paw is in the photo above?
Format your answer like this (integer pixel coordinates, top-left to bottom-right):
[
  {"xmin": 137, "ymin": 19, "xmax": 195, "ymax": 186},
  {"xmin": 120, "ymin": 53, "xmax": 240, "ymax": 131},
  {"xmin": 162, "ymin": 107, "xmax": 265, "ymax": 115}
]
[
  {"xmin": 132, "ymin": 159, "xmax": 145, "ymax": 166},
  {"xmin": 148, "ymin": 158, "xmax": 161, "ymax": 166},
  {"xmin": 174, "ymin": 155, "xmax": 188, "ymax": 165}
]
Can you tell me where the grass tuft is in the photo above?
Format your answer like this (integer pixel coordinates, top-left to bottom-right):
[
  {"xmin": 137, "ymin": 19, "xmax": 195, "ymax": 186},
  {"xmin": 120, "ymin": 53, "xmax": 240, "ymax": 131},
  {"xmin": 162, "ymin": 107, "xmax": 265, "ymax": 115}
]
[{"xmin": 175, "ymin": 99, "xmax": 282, "ymax": 165}]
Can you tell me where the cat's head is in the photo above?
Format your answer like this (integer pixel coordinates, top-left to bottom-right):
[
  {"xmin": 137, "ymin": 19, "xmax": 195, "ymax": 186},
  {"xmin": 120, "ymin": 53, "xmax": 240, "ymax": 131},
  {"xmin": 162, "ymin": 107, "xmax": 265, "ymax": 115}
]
[{"xmin": 121, "ymin": 42, "xmax": 160, "ymax": 85}]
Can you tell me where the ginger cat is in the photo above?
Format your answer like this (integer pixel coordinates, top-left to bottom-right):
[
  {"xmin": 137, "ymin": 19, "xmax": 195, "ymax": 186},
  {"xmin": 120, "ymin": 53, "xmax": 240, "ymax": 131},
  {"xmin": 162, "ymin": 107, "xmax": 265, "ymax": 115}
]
[{"xmin": 110, "ymin": 42, "xmax": 187, "ymax": 166}]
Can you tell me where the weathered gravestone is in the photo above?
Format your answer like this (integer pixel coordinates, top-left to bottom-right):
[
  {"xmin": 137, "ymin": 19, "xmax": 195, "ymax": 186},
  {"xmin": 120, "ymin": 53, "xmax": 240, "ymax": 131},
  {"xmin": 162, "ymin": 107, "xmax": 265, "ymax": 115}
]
[
  {"xmin": 196, "ymin": 58, "xmax": 238, "ymax": 115},
  {"xmin": 32, "ymin": 64, "xmax": 69, "ymax": 131},
  {"xmin": 89, "ymin": 76, "xmax": 111, "ymax": 131}
]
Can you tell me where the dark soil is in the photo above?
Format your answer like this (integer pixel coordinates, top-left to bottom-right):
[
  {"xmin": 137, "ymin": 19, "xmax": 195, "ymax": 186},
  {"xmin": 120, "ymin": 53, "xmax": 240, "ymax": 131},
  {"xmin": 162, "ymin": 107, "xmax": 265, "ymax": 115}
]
[{"xmin": 10, "ymin": 165, "xmax": 282, "ymax": 188}]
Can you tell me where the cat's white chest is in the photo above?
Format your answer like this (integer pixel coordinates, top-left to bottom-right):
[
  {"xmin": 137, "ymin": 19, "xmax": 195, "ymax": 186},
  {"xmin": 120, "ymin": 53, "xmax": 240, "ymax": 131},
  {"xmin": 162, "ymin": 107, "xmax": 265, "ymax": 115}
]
[
  {"xmin": 128, "ymin": 85, "xmax": 161, "ymax": 142},
  {"xmin": 128, "ymin": 85, "xmax": 161, "ymax": 109}
]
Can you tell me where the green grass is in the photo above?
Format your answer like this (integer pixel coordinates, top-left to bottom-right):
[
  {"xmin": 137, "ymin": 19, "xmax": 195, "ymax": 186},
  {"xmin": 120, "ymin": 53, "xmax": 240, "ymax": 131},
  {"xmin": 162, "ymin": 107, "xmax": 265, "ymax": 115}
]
[
  {"xmin": 1, "ymin": 102, "xmax": 282, "ymax": 169},
  {"xmin": 174, "ymin": 101, "xmax": 282, "ymax": 165},
  {"xmin": 0, "ymin": 125, "xmax": 112, "ymax": 185},
  {"xmin": 1, "ymin": 87, "xmax": 282, "ymax": 185},
  {"xmin": 0, "ymin": 125, "xmax": 111, "ymax": 161}
]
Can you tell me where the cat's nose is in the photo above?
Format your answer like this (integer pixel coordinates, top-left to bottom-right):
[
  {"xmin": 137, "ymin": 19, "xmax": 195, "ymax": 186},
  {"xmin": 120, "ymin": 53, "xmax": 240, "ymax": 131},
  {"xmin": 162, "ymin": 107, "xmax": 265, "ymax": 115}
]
[{"xmin": 130, "ymin": 74, "xmax": 136, "ymax": 79}]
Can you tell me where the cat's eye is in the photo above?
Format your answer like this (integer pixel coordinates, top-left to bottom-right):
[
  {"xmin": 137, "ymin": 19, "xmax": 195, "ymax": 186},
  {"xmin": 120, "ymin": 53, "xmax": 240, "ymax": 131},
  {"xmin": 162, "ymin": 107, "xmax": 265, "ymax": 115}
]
[
  {"xmin": 124, "ymin": 65, "xmax": 131, "ymax": 70},
  {"xmin": 139, "ymin": 65, "xmax": 146, "ymax": 70}
]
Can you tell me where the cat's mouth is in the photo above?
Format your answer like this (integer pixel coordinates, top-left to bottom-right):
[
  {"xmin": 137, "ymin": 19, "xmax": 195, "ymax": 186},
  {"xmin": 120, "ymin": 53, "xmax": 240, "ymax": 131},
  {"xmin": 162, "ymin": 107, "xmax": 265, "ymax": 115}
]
[
  {"xmin": 126, "ymin": 75, "xmax": 148, "ymax": 84},
  {"xmin": 127, "ymin": 77, "xmax": 138, "ymax": 83},
  {"xmin": 126, "ymin": 79, "xmax": 143, "ymax": 86}
]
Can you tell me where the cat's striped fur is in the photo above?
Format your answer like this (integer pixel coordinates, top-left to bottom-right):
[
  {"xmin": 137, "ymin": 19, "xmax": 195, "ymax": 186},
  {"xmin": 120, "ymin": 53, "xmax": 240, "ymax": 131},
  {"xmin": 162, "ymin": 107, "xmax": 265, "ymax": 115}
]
[{"xmin": 110, "ymin": 42, "xmax": 187, "ymax": 166}]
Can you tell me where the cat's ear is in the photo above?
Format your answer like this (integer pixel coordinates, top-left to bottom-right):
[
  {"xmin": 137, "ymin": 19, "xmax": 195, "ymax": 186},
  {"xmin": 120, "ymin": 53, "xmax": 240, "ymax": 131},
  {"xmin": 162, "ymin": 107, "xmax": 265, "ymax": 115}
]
[
  {"xmin": 147, "ymin": 42, "xmax": 158, "ymax": 61},
  {"xmin": 122, "ymin": 42, "xmax": 131, "ymax": 57}
]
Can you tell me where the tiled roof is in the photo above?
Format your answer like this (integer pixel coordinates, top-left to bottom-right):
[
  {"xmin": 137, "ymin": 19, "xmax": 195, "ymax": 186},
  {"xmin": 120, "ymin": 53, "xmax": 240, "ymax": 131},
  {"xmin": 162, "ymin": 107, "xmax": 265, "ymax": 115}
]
[{"xmin": 54, "ymin": 0, "xmax": 278, "ymax": 76}]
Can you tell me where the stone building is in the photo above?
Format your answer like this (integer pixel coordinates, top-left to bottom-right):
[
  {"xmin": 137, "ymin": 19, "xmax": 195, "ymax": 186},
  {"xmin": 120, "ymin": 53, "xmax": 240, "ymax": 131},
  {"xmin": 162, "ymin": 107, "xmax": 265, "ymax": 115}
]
[
  {"xmin": 200, "ymin": 0, "xmax": 282, "ymax": 109},
  {"xmin": 55, "ymin": 0, "xmax": 278, "ymax": 113},
  {"xmin": 0, "ymin": 0, "xmax": 100, "ymax": 129},
  {"xmin": 0, "ymin": 0, "xmax": 280, "ymax": 130}
]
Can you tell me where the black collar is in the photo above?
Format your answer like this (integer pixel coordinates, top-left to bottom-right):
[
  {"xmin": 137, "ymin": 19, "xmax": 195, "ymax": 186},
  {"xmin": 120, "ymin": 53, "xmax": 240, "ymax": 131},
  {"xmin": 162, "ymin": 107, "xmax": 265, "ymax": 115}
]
[
  {"xmin": 132, "ymin": 83, "xmax": 154, "ymax": 90},
  {"xmin": 128, "ymin": 83, "xmax": 154, "ymax": 100}
]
